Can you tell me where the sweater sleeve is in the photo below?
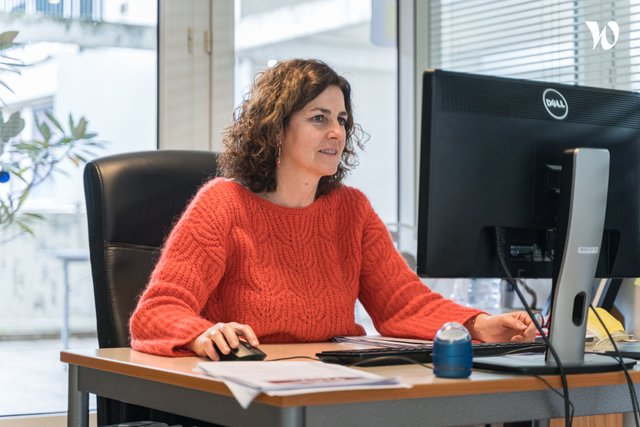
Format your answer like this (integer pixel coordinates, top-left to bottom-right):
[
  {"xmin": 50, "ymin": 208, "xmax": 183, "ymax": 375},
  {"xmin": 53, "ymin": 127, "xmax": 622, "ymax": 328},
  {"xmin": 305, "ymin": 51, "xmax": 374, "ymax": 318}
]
[
  {"xmin": 129, "ymin": 181, "xmax": 230, "ymax": 356},
  {"xmin": 357, "ymin": 198, "xmax": 483, "ymax": 340}
]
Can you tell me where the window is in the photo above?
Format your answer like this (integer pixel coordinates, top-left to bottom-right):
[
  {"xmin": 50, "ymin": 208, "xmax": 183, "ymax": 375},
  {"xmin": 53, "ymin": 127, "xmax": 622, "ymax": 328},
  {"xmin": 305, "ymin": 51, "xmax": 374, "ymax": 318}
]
[
  {"xmin": 427, "ymin": 0, "xmax": 640, "ymax": 90},
  {"xmin": 235, "ymin": 0, "xmax": 398, "ymax": 223},
  {"xmin": 234, "ymin": 0, "xmax": 398, "ymax": 332},
  {"xmin": 402, "ymin": 0, "xmax": 640, "ymax": 308},
  {"xmin": 0, "ymin": 0, "xmax": 157, "ymax": 418}
]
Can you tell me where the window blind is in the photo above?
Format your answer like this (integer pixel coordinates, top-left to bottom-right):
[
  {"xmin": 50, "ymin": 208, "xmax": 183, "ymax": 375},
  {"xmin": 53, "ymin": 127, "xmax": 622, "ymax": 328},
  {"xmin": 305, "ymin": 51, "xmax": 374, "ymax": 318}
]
[{"xmin": 428, "ymin": 0, "xmax": 640, "ymax": 91}]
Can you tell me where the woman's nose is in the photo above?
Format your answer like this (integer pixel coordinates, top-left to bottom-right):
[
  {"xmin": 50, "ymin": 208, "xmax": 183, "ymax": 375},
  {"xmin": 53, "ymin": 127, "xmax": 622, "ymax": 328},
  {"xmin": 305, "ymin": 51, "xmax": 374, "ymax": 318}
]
[{"xmin": 327, "ymin": 120, "xmax": 344, "ymax": 139}]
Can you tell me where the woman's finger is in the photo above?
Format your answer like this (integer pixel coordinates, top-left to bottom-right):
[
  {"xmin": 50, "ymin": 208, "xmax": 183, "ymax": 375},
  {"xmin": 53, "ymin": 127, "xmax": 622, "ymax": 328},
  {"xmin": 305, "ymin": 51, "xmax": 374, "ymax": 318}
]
[
  {"xmin": 200, "ymin": 333, "xmax": 220, "ymax": 360},
  {"xmin": 209, "ymin": 326, "xmax": 233, "ymax": 354},
  {"xmin": 218, "ymin": 324, "xmax": 242, "ymax": 349},
  {"xmin": 234, "ymin": 324, "xmax": 260, "ymax": 346}
]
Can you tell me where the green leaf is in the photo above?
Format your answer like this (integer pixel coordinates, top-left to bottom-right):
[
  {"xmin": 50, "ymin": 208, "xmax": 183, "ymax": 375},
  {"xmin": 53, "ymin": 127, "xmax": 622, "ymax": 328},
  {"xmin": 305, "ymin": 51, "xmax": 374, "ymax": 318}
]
[
  {"xmin": 0, "ymin": 60, "xmax": 23, "ymax": 70},
  {"xmin": 0, "ymin": 112, "xmax": 24, "ymax": 142},
  {"xmin": 12, "ymin": 142, "xmax": 39, "ymax": 151},
  {"xmin": 16, "ymin": 220, "xmax": 35, "ymax": 236},
  {"xmin": 37, "ymin": 120, "xmax": 51, "ymax": 141},
  {"xmin": 72, "ymin": 117, "xmax": 88, "ymax": 139},
  {"xmin": 68, "ymin": 113, "xmax": 75, "ymax": 135},
  {"xmin": 0, "ymin": 80, "xmax": 15, "ymax": 94},
  {"xmin": 23, "ymin": 212, "xmax": 44, "ymax": 220},
  {"xmin": 45, "ymin": 111, "xmax": 64, "ymax": 133},
  {"xmin": 16, "ymin": 185, "xmax": 31, "ymax": 206},
  {"xmin": 0, "ymin": 31, "xmax": 18, "ymax": 50},
  {"xmin": 72, "ymin": 153, "xmax": 88, "ymax": 164}
]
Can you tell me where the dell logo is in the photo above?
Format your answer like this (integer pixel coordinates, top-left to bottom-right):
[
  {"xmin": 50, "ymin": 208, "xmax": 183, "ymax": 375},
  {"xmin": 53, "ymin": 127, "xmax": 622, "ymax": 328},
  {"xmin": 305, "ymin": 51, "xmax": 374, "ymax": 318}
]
[
  {"xmin": 542, "ymin": 89, "xmax": 568, "ymax": 120},
  {"xmin": 545, "ymin": 98, "xmax": 566, "ymax": 109},
  {"xmin": 585, "ymin": 21, "xmax": 620, "ymax": 50}
]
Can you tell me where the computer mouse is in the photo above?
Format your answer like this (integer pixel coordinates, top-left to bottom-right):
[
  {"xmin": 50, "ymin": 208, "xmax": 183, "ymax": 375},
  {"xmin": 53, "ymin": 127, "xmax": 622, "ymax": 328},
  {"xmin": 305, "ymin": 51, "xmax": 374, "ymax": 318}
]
[{"xmin": 215, "ymin": 340, "xmax": 267, "ymax": 361}]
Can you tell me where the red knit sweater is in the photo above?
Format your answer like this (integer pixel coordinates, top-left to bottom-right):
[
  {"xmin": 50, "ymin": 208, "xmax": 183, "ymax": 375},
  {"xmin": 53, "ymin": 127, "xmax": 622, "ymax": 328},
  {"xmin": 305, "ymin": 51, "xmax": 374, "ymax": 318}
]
[{"xmin": 130, "ymin": 178, "xmax": 482, "ymax": 356}]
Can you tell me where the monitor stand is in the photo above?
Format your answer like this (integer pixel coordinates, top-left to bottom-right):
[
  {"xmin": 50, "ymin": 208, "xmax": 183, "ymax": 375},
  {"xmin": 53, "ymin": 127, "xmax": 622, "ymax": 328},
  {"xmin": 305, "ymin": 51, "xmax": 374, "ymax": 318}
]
[
  {"xmin": 473, "ymin": 353, "xmax": 635, "ymax": 375},
  {"xmin": 474, "ymin": 148, "xmax": 635, "ymax": 375}
]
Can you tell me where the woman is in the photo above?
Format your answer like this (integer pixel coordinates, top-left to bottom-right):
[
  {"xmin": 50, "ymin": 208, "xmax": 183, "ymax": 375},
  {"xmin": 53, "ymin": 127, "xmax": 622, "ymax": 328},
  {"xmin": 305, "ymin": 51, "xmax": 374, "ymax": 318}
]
[{"xmin": 130, "ymin": 59, "xmax": 536, "ymax": 360}]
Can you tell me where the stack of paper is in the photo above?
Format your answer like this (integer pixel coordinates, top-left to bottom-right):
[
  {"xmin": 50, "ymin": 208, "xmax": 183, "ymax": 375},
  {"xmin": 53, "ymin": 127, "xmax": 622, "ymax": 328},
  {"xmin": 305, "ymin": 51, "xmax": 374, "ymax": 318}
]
[
  {"xmin": 332, "ymin": 335, "xmax": 434, "ymax": 348},
  {"xmin": 197, "ymin": 361, "xmax": 410, "ymax": 408}
]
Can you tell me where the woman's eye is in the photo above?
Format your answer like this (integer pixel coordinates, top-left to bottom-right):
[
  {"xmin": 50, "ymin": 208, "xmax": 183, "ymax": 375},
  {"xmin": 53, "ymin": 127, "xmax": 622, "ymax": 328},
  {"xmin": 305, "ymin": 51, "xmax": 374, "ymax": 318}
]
[
  {"xmin": 311, "ymin": 115, "xmax": 326, "ymax": 123},
  {"xmin": 338, "ymin": 117, "xmax": 347, "ymax": 126}
]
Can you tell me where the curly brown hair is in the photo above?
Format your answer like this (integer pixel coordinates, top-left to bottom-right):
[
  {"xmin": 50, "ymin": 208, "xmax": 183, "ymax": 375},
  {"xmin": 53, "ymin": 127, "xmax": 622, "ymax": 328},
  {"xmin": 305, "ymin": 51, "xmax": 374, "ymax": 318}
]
[{"xmin": 218, "ymin": 58, "xmax": 366, "ymax": 195}]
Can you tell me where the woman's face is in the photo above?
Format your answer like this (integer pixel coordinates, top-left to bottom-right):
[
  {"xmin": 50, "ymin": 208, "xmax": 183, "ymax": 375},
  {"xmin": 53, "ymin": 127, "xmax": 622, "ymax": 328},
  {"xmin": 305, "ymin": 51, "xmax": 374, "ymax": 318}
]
[{"xmin": 278, "ymin": 85, "xmax": 347, "ymax": 184}]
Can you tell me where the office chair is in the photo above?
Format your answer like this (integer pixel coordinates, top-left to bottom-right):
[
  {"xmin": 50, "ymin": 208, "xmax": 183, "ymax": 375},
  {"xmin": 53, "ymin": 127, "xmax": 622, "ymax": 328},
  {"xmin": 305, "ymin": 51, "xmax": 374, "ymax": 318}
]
[{"xmin": 84, "ymin": 150, "xmax": 218, "ymax": 426}]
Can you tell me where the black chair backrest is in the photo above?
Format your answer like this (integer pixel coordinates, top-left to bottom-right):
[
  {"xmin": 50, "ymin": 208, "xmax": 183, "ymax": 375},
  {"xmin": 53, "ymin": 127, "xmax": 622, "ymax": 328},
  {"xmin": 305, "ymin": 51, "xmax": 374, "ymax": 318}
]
[
  {"xmin": 84, "ymin": 150, "xmax": 218, "ymax": 349},
  {"xmin": 84, "ymin": 150, "xmax": 218, "ymax": 426}
]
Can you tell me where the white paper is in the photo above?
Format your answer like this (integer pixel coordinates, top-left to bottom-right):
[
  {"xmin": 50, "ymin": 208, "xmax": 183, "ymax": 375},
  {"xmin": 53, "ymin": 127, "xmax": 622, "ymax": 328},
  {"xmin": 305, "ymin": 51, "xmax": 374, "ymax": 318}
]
[
  {"xmin": 197, "ymin": 361, "xmax": 410, "ymax": 408},
  {"xmin": 222, "ymin": 379, "xmax": 261, "ymax": 409},
  {"xmin": 332, "ymin": 335, "xmax": 434, "ymax": 348}
]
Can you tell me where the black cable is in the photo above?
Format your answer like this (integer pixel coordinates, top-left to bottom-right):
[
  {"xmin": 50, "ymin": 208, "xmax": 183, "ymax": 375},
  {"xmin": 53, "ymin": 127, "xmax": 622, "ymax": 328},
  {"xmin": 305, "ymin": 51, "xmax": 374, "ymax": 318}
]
[
  {"xmin": 588, "ymin": 304, "xmax": 640, "ymax": 427},
  {"xmin": 494, "ymin": 228, "xmax": 573, "ymax": 427},
  {"xmin": 268, "ymin": 356, "xmax": 321, "ymax": 362},
  {"xmin": 272, "ymin": 355, "xmax": 434, "ymax": 369},
  {"xmin": 326, "ymin": 350, "xmax": 583, "ymax": 423},
  {"xmin": 516, "ymin": 277, "xmax": 538, "ymax": 310},
  {"xmin": 348, "ymin": 355, "xmax": 434, "ymax": 369},
  {"xmin": 534, "ymin": 374, "xmax": 575, "ymax": 418}
]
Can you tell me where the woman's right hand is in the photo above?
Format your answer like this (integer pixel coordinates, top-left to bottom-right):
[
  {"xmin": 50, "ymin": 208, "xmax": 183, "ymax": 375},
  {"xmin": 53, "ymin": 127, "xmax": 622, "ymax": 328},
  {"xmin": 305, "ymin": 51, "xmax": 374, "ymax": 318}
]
[{"xmin": 186, "ymin": 322, "xmax": 260, "ymax": 360}]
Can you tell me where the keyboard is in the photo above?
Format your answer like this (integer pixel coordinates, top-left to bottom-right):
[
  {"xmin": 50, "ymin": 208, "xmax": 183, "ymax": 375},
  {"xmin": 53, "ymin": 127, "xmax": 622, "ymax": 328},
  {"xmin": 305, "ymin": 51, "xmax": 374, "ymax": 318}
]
[{"xmin": 316, "ymin": 342, "xmax": 547, "ymax": 366}]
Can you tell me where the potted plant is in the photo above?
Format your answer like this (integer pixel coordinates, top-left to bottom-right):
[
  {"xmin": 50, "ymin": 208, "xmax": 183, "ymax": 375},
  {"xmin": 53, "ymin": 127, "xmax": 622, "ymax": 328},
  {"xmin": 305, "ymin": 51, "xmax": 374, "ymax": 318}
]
[{"xmin": 0, "ymin": 30, "xmax": 105, "ymax": 240}]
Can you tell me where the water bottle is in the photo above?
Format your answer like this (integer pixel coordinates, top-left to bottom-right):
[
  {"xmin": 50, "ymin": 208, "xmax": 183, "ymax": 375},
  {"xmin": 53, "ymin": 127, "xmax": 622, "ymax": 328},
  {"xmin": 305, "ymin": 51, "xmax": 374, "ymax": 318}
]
[{"xmin": 469, "ymin": 278, "xmax": 502, "ymax": 313}]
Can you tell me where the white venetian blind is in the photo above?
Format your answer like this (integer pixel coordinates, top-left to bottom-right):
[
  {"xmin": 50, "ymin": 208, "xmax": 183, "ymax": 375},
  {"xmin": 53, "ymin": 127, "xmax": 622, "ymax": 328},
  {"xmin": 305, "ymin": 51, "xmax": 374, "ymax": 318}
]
[{"xmin": 428, "ymin": 0, "xmax": 640, "ymax": 91}]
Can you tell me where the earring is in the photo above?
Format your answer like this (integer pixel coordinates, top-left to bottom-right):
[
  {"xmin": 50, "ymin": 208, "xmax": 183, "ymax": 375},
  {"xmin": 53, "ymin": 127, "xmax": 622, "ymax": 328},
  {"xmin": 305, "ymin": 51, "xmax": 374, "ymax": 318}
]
[{"xmin": 276, "ymin": 143, "xmax": 282, "ymax": 168}]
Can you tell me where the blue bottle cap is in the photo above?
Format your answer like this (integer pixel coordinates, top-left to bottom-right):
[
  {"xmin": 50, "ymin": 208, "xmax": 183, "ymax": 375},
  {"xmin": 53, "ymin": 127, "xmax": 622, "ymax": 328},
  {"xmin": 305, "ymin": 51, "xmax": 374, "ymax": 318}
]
[
  {"xmin": 433, "ymin": 322, "xmax": 473, "ymax": 378},
  {"xmin": 0, "ymin": 170, "xmax": 9, "ymax": 183}
]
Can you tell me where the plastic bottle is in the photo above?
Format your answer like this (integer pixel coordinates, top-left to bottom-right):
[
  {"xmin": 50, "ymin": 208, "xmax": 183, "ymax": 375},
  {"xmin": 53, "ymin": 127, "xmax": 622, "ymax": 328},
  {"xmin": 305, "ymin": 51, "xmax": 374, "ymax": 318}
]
[{"xmin": 469, "ymin": 278, "xmax": 502, "ymax": 313}]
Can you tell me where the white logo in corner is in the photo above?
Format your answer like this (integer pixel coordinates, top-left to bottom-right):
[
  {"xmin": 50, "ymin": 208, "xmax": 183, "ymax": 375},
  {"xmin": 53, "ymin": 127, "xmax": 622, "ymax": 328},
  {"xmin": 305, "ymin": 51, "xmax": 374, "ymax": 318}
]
[{"xmin": 585, "ymin": 21, "xmax": 620, "ymax": 50}]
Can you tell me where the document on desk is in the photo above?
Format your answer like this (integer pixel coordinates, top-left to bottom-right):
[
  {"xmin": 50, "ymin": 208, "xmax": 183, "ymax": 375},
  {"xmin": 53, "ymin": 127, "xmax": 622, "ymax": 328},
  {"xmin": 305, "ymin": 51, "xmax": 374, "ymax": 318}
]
[
  {"xmin": 197, "ymin": 361, "xmax": 410, "ymax": 408},
  {"xmin": 332, "ymin": 335, "xmax": 434, "ymax": 348}
]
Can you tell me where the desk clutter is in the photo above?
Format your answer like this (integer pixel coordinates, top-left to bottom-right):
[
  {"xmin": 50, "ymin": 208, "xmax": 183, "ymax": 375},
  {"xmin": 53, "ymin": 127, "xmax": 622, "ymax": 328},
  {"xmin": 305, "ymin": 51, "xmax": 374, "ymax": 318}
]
[
  {"xmin": 196, "ymin": 360, "xmax": 410, "ymax": 408},
  {"xmin": 586, "ymin": 307, "xmax": 635, "ymax": 351},
  {"xmin": 316, "ymin": 340, "xmax": 547, "ymax": 366}
]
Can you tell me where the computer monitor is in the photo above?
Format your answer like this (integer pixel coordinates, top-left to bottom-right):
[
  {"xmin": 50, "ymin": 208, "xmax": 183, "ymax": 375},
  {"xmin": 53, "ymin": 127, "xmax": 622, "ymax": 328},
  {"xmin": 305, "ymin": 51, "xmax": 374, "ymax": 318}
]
[{"xmin": 416, "ymin": 69, "xmax": 640, "ymax": 373}]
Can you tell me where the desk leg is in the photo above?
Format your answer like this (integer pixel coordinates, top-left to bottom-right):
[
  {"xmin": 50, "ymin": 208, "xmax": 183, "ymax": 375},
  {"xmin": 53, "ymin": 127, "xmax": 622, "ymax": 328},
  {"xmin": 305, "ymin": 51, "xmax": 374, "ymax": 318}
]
[
  {"xmin": 62, "ymin": 260, "xmax": 70, "ymax": 349},
  {"xmin": 281, "ymin": 407, "xmax": 304, "ymax": 427},
  {"xmin": 68, "ymin": 364, "xmax": 89, "ymax": 427}
]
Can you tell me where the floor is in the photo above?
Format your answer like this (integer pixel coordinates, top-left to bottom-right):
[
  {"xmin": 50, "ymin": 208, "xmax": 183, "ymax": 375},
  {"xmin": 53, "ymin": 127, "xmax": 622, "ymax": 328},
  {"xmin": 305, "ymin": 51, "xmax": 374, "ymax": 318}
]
[{"xmin": 0, "ymin": 336, "xmax": 98, "ymax": 417}]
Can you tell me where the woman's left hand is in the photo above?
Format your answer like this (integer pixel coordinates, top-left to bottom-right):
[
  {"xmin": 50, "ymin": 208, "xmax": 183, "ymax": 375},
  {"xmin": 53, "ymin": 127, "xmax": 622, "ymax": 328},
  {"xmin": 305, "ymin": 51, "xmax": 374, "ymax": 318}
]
[{"xmin": 466, "ymin": 312, "xmax": 537, "ymax": 343}]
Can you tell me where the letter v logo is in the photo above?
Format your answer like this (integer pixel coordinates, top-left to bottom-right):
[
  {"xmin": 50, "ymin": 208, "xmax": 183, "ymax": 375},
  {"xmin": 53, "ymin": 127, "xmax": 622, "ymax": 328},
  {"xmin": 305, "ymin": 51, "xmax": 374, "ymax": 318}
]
[{"xmin": 585, "ymin": 21, "xmax": 620, "ymax": 50}]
